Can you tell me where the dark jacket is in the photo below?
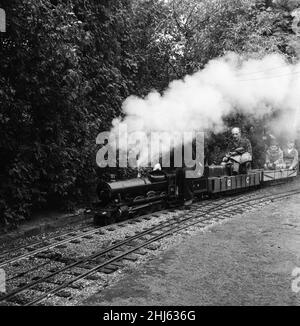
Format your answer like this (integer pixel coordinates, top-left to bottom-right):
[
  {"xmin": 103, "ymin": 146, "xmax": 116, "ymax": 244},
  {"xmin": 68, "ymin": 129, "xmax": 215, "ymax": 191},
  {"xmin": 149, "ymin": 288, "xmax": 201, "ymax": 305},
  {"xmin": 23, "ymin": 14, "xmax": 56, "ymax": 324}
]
[{"xmin": 227, "ymin": 137, "xmax": 252, "ymax": 156}]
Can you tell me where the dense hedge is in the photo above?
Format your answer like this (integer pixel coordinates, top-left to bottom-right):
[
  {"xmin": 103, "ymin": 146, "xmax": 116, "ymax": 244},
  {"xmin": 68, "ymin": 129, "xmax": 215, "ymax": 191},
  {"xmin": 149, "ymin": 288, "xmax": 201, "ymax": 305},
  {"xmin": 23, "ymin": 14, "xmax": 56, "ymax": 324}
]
[
  {"xmin": 0, "ymin": 0, "xmax": 138, "ymax": 227},
  {"xmin": 0, "ymin": 0, "xmax": 298, "ymax": 228}
]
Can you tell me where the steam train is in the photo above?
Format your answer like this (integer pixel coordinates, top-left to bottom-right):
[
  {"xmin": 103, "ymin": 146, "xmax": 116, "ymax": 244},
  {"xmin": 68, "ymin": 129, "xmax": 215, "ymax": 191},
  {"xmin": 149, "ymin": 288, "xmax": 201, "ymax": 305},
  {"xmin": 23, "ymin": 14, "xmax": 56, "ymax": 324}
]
[{"xmin": 94, "ymin": 162, "xmax": 298, "ymax": 225}]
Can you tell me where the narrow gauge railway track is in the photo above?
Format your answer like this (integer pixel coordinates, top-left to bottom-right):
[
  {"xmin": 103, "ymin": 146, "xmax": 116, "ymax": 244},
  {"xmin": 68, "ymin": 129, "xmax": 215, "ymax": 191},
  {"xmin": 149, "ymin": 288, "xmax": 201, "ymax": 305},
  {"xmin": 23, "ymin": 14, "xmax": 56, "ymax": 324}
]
[
  {"xmin": 0, "ymin": 223, "xmax": 94, "ymax": 266},
  {"xmin": 0, "ymin": 203, "xmax": 209, "ymax": 268},
  {"xmin": 0, "ymin": 182, "xmax": 296, "ymax": 268},
  {"xmin": 0, "ymin": 197, "xmax": 249, "ymax": 296},
  {"xmin": 0, "ymin": 188, "xmax": 299, "ymax": 306},
  {"xmin": 0, "ymin": 197, "xmax": 236, "ymax": 298},
  {"xmin": 0, "ymin": 190, "xmax": 260, "ymax": 268}
]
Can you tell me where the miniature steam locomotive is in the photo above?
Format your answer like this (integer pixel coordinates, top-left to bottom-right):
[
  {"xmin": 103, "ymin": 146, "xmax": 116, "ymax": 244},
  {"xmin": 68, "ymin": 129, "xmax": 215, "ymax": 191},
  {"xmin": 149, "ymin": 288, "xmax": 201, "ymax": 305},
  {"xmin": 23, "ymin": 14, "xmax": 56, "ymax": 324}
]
[{"xmin": 94, "ymin": 163, "xmax": 297, "ymax": 225}]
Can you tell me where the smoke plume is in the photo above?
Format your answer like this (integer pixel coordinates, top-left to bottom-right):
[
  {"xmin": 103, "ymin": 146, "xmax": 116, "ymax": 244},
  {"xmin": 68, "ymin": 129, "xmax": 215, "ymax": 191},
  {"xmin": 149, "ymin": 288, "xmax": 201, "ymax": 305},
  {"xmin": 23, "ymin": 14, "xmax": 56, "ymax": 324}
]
[{"xmin": 110, "ymin": 53, "xmax": 300, "ymax": 166}]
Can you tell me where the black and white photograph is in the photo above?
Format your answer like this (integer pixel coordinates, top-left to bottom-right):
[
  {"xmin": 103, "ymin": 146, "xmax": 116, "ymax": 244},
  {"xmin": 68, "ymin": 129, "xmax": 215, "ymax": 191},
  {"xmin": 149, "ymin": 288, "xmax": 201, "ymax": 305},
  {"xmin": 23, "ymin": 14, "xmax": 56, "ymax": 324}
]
[{"xmin": 0, "ymin": 0, "xmax": 300, "ymax": 311}]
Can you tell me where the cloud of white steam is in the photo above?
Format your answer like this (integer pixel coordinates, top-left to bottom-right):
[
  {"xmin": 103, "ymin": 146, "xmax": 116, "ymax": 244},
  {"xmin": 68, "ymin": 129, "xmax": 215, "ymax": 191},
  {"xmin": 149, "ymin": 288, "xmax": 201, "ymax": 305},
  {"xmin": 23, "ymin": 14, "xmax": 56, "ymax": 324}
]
[{"xmin": 110, "ymin": 52, "xmax": 300, "ymax": 166}]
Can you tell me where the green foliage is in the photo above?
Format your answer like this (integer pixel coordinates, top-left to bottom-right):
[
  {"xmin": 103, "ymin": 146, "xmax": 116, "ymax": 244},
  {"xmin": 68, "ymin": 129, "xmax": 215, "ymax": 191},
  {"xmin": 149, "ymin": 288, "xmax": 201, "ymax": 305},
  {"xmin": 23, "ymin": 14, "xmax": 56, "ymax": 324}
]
[{"xmin": 0, "ymin": 0, "xmax": 137, "ymax": 228}]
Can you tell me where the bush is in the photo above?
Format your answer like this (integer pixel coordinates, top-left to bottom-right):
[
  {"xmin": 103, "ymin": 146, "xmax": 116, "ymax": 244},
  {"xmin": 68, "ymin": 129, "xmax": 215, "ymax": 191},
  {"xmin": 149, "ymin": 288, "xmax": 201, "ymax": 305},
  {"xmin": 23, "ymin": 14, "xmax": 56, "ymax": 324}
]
[{"xmin": 0, "ymin": 0, "xmax": 137, "ymax": 228}]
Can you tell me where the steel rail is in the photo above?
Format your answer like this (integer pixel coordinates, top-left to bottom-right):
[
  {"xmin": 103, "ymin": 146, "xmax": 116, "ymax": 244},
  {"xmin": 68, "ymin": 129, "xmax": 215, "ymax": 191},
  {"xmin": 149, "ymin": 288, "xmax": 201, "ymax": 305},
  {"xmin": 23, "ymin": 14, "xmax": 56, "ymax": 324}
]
[
  {"xmin": 0, "ymin": 195, "xmax": 232, "ymax": 268},
  {"xmin": 2, "ymin": 188, "xmax": 299, "ymax": 305},
  {"xmin": 0, "ymin": 193, "xmax": 251, "ymax": 303},
  {"xmin": 0, "ymin": 224, "xmax": 93, "ymax": 262},
  {"xmin": 25, "ymin": 189, "xmax": 300, "ymax": 306}
]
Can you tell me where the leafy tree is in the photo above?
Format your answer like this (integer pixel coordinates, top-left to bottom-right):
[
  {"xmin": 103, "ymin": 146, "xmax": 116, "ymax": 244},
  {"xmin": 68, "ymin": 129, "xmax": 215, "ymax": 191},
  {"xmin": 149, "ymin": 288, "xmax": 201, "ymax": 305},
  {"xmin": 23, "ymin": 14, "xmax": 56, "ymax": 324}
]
[{"xmin": 0, "ymin": 0, "xmax": 137, "ymax": 228}]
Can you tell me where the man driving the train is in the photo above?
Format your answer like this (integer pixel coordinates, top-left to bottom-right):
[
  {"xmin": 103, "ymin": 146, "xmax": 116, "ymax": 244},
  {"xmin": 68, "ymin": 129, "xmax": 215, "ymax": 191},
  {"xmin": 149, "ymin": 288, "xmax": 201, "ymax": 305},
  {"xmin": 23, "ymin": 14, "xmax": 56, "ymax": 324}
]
[{"xmin": 221, "ymin": 127, "xmax": 252, "ymax": 174}]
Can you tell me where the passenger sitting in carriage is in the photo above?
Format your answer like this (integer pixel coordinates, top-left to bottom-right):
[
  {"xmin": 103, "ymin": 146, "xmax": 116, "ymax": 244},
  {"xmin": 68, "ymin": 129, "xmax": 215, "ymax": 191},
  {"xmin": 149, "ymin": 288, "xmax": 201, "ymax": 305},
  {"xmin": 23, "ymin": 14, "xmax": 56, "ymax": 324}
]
[
  {"xmin": 221, "ymin": 127, "xmax": 252, "ymax": 174},
  {"xmin": 264, "ymin": 139, "xmax": 284, "ymax": 170},
  {"xmin": 283, "ymin": 140, "xmax": 299, "ymax": 170}
]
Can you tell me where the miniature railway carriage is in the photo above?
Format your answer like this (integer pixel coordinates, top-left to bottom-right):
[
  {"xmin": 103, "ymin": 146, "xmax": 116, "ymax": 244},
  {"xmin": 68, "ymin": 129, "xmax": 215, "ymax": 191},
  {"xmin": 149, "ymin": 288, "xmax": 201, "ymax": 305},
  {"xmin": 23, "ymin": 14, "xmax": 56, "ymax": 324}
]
[
  {"xmin": 206, "ymin": 168, "xmax": 263, "ymax": 194},
  {"xmin": 263, "ymin": 168, "xmax": 297, "ymax": 183}
]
